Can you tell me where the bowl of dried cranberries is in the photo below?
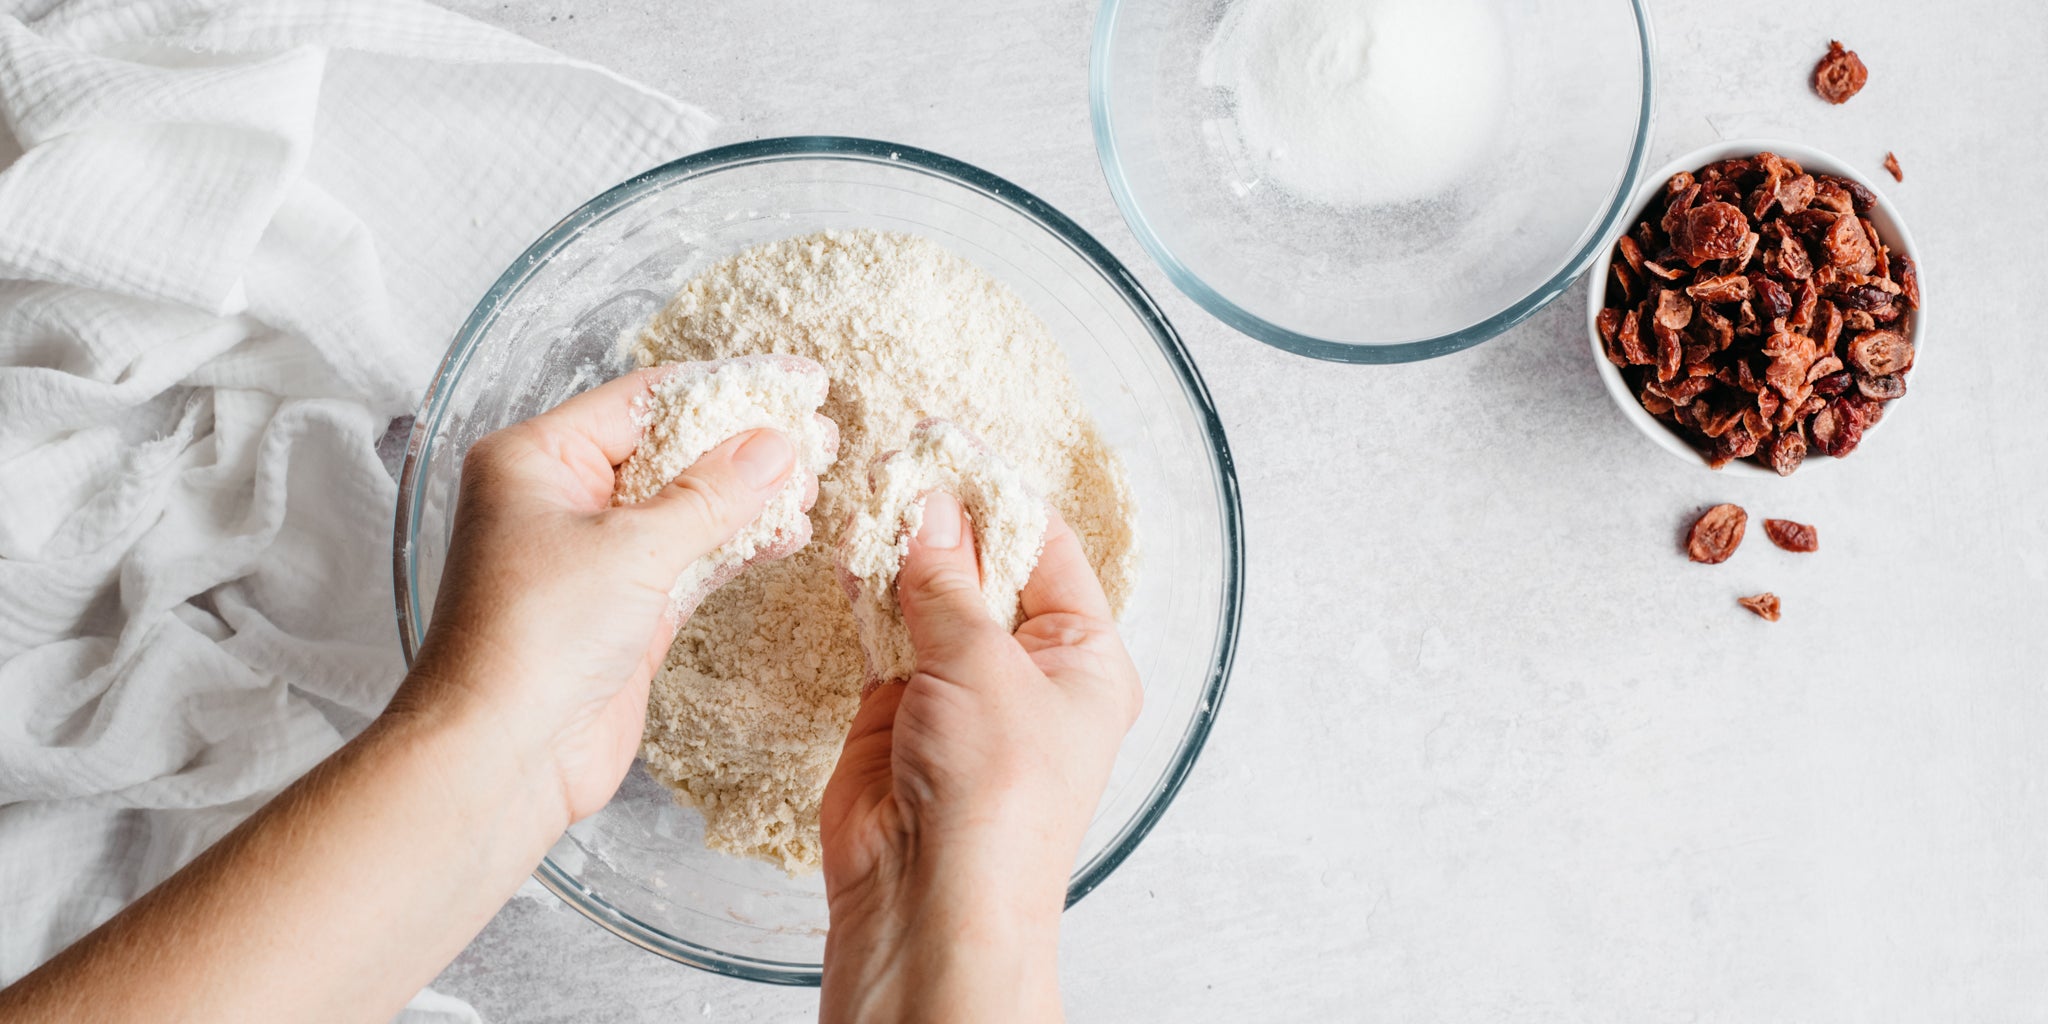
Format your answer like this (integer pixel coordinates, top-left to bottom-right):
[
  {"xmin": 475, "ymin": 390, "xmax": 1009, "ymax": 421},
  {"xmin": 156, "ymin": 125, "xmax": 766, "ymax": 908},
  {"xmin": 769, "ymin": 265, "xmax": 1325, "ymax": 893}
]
[{"xmin": 1586, "ymin": 139, "xmax": 1924, "ymax": 476}]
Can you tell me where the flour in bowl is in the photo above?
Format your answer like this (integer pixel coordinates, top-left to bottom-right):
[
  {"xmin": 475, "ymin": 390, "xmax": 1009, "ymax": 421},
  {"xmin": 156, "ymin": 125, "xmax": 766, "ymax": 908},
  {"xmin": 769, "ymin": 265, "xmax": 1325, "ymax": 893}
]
[{"xmin": 630, "ymin": 229, "xmax": 1136, "ymax": 872}]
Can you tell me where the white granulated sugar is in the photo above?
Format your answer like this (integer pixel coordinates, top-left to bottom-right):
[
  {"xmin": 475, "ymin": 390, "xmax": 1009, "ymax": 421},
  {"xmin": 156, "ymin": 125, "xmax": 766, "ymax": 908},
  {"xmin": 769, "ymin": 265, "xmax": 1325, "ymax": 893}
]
[
  {"xmin": 613, "ymin": 356, "xmax": 837, "ymax": 611},
  {"xmin": 1202, "ymin": 0, "xmax": 1507, "ymax": 207},
  {"xmin": 839, "ymin": 420, "xmax": 1049, "ymax": 684},
  {"xmin": 631, "ymin": 229, "xmax": 1136, "ymax": 873}
]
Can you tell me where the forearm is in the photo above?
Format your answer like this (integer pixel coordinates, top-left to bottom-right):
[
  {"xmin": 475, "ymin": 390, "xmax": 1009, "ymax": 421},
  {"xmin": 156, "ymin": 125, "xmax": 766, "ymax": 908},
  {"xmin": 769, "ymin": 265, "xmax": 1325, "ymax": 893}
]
[
  {"xmin": 821, "ymin": 855, "xmax": 1065, "ymax": 1024},
  {"xmin": 0, "ymin": 690, "xmax": 565, "ymax": 1023}
]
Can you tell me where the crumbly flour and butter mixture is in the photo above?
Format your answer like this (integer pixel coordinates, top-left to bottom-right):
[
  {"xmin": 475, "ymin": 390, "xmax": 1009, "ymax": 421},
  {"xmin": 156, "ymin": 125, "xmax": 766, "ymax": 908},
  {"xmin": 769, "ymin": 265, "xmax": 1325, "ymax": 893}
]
[
  {"xmin": 839, "ymin": 419, "xmax": 1050, "ymax": 685},
  {"xmin": 612, "ymin": 355, "xmax": 836, "ymax": 611},
  {"xmin": 628, "ymin": 229, "xmax": 1137, "ymax": 872}
]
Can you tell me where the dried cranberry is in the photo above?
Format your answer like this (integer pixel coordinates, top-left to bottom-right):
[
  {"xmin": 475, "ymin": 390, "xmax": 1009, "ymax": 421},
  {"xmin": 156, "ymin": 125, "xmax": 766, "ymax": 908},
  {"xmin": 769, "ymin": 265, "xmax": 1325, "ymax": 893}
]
[
  {"xmin": 1688, "ymin": 274, "xmax": 1752, "ymax": 304},
  {"xmin": 1738, "ymin": 593, "xmax": 1783, "ymax": 622},
  {"xmin": 1810, "ymin": 398, "xmax": 1865, "ymax": 457},
  {"xmin": 1846, "ymin": 330, "xmax": 1914, "ymax": 376},
  {"xmin": 1654, "ymin": 322, "xmax": 1684, "ymax": 383},
  {"xmin": 1889, "ymin": 253, "xmax": 1921, "ymax": 309},
  {"xmin": 1776, "ymin": 174, "xmax": 1816, "ymax": 215},
  {"xmin": 1695, "ymin": 398, "xmax": 1747, "ymax": 438},
  {"xmin": 1687, "ymin": 504, "xmax": 1747, "ymax": 563},
  {"xmin": 1857, "ymin": 373, "xmax": 1907, "ymax": 401},
  {"xmin": 1662, "ymin": 184, "xmax": 1702, "ymax": 237},
  {"xmin": 1765, "ymin": 431, "xmax": 1807, "ymax": 476},
  {"xmin": 1714, "ymin": 425, "xmax": 1761, "ymax": 463},
  {"xmin": 1618, "ymin": 234, "xmax": 1647, "ymax": 274},
  {"xmin": 1813, "ymin": 41, "xmax": 1869, "ymax": 104},
  {"xmin": 1681, "ymin": 202, "xmax": 1750, "ymax": 265},
  {"xmin": 1655, "ymin": 288, "xmax": 1695, "ymax": 330},
  {"xmin": 1823, "ymin": 215, "xmax": 1878, "ymax": 273},
  {"xmin": 1751, "ymin": 274, "xmax": 1793, "ymax": 320},
  {"xmin": 1618, "ymin": 310, "xmax": 1653, "ymax": 366},
  {"xmin": 1763, "ymin": 519, "xmax": 1819, "ymax": 553},
  {"xmin": 1774, "ymin": 234, "xmax": 1814, "ymax": 280},
  {"xmin": 1816, "ymin": 174, "xmax": 1878, "ymax": 214}
]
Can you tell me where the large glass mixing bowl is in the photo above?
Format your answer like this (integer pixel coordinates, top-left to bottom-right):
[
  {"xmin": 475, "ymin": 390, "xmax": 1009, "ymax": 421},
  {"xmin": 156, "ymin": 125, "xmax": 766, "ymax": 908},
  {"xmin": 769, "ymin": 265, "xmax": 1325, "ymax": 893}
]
[
  {"xmin": 1092, "ymin": 0, "xmax": 1656, "ymax": 362},
  {"xmin": 392, "ymin": 137, "xmax": 1243, "ymax": 983}
]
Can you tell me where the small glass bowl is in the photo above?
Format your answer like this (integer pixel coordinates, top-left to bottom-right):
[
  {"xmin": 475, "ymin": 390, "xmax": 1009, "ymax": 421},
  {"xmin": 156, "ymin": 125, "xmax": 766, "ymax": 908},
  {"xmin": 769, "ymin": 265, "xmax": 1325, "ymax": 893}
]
[
  {"xmin": 1091, "ymin": 0, "xmax": 1656, "ymax": 362},
  {"xmin": 392, "ymin": 138, "xmax": 1243, "ymax": 984},
  {"xmin": 1585, "ymin": 139, "xmax": 1927, "ymax": 476}
]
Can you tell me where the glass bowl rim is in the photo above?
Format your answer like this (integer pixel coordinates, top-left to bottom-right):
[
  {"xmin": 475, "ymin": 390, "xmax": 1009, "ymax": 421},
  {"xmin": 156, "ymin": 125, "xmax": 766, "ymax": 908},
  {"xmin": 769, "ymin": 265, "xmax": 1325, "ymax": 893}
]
[
  {"xmin": 390, "ymin": 135, "xmax": 1247, "ymax": 985},
  {"xmin": 1088, "ymin": 0, "xmax": 1659, "ymax": 363}
]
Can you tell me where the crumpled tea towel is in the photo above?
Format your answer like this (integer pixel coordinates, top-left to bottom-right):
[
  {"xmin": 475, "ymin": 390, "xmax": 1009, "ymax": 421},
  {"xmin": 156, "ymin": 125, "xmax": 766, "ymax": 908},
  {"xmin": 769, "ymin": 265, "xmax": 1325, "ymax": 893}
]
[{"xmin": 0, "ymin": 1, "xmax": 712, "ymax": 1018}]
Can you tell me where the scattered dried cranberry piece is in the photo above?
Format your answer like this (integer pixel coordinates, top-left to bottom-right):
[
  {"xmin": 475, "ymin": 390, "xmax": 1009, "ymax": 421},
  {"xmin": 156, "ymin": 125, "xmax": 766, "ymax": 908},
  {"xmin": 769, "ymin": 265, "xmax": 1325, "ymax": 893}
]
[
  {"xmin": 1814, "ymin": 41, "xmax": 1869, "ymax": 105},
  {"xmin": 1883, "ymin": 152, "xmax": 1903, "ymax": 182},
  {"xmin": 1686, "ymin": 504, "xmax": 1748, "ymax": 564},
  {"xmin": 1738, "ymin": 593, "xmax": 1783, "ymax": 622},
  {"xmin": 1763, "ymin": 519, "xmax": 1819, "ymax": 552}
]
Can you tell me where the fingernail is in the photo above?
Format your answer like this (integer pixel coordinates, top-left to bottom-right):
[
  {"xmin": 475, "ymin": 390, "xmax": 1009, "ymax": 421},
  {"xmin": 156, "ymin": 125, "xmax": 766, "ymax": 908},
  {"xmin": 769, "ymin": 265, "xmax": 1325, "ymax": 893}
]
[
  {"xmin": 733, "ymin": 430, "xmax": 794, "ymax": 490},
  {"xmin": 917, "ymin": 492, "xmax": 963, "ymax": 549}
]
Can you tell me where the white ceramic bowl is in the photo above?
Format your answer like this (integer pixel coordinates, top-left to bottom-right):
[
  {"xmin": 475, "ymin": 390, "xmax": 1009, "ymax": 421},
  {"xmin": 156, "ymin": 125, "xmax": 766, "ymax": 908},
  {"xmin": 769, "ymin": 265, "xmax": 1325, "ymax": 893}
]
[{"xmin": 1584, "ymin": 139, "xmax": 1925, "ymax": 476}]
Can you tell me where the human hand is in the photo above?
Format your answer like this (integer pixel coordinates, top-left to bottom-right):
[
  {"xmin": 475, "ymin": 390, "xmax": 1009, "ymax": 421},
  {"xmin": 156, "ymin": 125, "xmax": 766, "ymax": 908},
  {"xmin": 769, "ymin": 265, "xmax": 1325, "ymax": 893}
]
[
  {"xmin": 397, "ymin": 367, "xmax": 821, "ymax": 826},
  {"xmin": 818, "ymin": 492, "xmax": 1141, "ymax": 1024}
]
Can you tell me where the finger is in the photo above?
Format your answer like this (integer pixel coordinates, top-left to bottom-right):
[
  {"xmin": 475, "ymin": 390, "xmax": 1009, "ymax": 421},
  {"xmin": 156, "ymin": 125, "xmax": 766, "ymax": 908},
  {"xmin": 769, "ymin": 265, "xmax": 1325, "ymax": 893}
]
[
  {"xmin": 897, "ymin": 491, "xmax": 1007, "ymax": 667},
  {"xmin": 1018, "ymin": 507, "xmax": 1113, "ymax": 623},
  {"xmin": 529, "ymin": 367, "xmax": 672, "ymax": 465},
  {"xmin": 613, "ymin": 428, "xmax": 796, "ymax": 580}
]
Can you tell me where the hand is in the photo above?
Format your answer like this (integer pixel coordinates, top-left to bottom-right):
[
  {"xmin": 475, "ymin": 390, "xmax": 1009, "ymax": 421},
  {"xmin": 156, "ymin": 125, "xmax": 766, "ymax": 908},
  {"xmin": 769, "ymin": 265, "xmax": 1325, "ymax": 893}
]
[
  {"xmin": 0, "ymin": 367, "xmax": 829, "ymax": 1024},
  {"xmin": 398, "ymin": 367, "xmax": 818, "ymax": 826},
  {"xmin": 819, "ymin": 492, "xmax": 1142, "ymax": 1024}
]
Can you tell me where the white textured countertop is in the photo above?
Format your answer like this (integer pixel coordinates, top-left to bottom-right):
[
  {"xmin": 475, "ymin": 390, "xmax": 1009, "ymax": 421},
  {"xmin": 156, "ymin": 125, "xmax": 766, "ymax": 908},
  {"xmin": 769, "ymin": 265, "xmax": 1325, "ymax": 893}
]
[{"xmin": 432, "ymin": 1, "xmax": 2048, "ymax": 1019}]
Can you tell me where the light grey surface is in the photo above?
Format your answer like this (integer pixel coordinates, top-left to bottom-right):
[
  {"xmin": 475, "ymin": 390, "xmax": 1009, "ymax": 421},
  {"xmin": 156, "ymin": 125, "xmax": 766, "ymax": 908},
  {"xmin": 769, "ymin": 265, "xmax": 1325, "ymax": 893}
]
[{"xmin": 433, "ymin": 1, "xmax": 2048, "ymax": 1020}]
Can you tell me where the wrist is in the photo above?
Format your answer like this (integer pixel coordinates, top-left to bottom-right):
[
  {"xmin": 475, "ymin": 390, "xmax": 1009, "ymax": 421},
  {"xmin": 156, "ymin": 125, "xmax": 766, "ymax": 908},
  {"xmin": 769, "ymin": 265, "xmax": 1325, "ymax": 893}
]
[
  {"xmin": 823, "ymin": 848, "xmax": 1064, "ymax": 1024},
  {"xmin": 375, "ymin": 668, "xmax": 573, "ymax": 846}
]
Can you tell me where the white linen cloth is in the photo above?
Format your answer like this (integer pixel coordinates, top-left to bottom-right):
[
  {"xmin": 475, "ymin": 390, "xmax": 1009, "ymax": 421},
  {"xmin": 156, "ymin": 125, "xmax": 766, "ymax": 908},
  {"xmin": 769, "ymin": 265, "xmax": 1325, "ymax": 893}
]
[{"xmin": 0, "ymin": 1, "xmax": 712, "ymax": 1018}]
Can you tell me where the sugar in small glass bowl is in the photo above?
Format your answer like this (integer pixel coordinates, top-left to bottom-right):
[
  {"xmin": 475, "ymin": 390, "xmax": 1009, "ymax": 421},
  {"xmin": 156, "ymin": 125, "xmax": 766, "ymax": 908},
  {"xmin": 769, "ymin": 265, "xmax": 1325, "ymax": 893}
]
[{"xmin": 1092, "ymin": 0, "xmax": 1655, "ymax": 362}]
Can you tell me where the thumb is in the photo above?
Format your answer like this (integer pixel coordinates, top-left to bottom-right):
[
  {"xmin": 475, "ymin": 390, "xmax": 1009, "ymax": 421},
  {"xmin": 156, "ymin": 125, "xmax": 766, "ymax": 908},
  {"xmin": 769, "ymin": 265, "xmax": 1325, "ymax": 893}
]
[
  {"xmin": 626, "ymin": 428, "xmax": 796, "ymax": 570},
  {"xmin": 897, "ymin": 491, "xmax": 1003, "ymax": 671}
]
